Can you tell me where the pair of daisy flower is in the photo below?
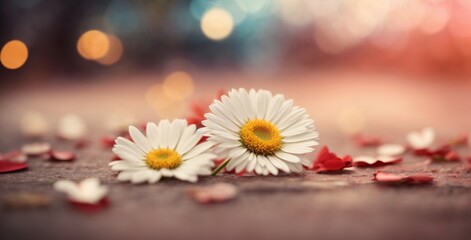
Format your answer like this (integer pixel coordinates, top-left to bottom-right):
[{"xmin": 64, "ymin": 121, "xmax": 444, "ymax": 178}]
[{"xmin": 110, "ymin": 89, "xmax": 319, "ymax": 184}]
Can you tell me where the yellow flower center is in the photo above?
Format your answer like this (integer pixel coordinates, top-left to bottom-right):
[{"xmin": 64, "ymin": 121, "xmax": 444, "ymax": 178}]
[
  {"xmin": 145, "ymin": 148, "xmax": 182, "ymax": 170},
  {"xmin": 239, "ymin": 119, "xmax": 282, "ymax": 155}
]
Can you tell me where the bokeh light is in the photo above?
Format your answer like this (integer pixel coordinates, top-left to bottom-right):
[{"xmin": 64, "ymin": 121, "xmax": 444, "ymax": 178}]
[
  {"xmin": 200, "ymin": 8, "xmax": 234, "ymax": 41},
  {"xmin": 77, "ymin": 30, "xmax": 110, "ymax": 60},
  {"xmin": 162, "ymin": 71, "xmax": 194, "ymax": 101},
  {"xmin": 96, "ymin": 34, "xmax": 123, "ymax": 65},
  {"xmin": 146, "ymin": 83, "xmax": 186, "ymax": 119},
  {"xmin": 1, "ymin": 40, "xmax": 28, "ymax": 70},
  {"xmin": 336, "ymin": 106, "xmax": 366, "ymax": 135}
]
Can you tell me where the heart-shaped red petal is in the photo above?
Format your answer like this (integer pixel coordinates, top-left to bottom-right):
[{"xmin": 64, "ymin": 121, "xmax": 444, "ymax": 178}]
[
  {"xmin": 0, "ymin": 160, "xmax": 28, "ymax": 173},
  {"xmin": 68, "ymin": 197, "xmax": 110, "ymax": 212}
]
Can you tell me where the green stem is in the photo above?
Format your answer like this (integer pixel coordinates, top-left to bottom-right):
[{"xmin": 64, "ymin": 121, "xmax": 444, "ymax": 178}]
[{"xmin": 211, "ymin": 158, "xmax": 231, "ymax": 176}]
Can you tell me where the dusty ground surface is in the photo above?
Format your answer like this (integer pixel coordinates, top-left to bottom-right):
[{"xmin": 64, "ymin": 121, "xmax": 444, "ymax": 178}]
[{"xmin": 1, "ymin": 71, "xmax": 470, "ymax": 240}]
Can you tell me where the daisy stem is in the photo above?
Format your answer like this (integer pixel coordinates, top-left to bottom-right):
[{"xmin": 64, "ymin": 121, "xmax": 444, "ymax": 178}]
[{"xmin": 211, "ymin": 158, "xmax": 231, "ymax": 176}]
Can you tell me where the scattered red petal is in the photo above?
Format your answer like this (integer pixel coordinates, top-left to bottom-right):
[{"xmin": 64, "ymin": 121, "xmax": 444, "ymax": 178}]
[
  {"xmin": 352, "ymin": 134, "xmax": 383, "ymax": 147},
  {"xmin": 353, "ymin": 156, "xmax": 402, "ymax": 168},
  {"xmin": 187, "ymin": 183, "xmax": 238, "ymax": 204},
  {"xmin": 309, "ymin": 146, "xmax": 352, "ymax": 173},
  {"xmin": 413, "ymin": 146, "xmax": 450, "ymax": 157},
  {"xmin": 50, "ymin": 151, "xmax": 76, "ymax": 161},
  {"xmin": 68, "ymin": 197, "xmax": 109, "ymax": 212},
  {"xmin": 373, "ymin": 171, "xmax": 433, "ymax": 184},
  {"xmin": 100, "ymin": 135, "xmax": 116, "ymax": 148},
  {"xmin": 442, "ymin": 151, "xmax": 461, "ymax": 162},
  {"xmin": 414, "ymin": 146, "xmax": 462, "ymax": 162},
  {"xmin": 0, "ymin": 160, "xmax": 28, "ymax": 173}
]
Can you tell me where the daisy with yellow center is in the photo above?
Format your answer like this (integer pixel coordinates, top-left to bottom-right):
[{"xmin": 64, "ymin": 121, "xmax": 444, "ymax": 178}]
[
  {"xmin": 202, "ymin": 89, "xmax": 319, "ymax": 175},
  {"xmin": 109, "ymin": 119, "xmax": 216, "ymax": 184}
]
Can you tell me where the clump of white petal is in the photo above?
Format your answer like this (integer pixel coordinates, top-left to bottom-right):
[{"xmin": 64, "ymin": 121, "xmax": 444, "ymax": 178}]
[
  {"xmin": 407, "ymin": 127, "xmax": 435, "ymax": 149},
  {"xmin": 57, "ymin": 114, "xmax": 87, "ymax": 140},
  {"xmin": 53, "ymin": 178, "xmax": 108, "ymax": 204},
  {"xmin": 377, "ymin": 144, "xmax": 405, "ymax": 157}
]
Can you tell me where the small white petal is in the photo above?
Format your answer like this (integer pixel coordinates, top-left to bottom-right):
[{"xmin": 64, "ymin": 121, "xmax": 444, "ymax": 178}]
[
  {"xmin": 146, "ymin": 122, "xmax": 159, "ymax": 149},
  {"xmin": 129, "ymin": 126, "xmax": 152, "ymax": 152},
  {"xmin": 275, "ymin": 151, "xmax": 301, "ymax": 163},
  {"xmin": 182, "ymin": 141, "xmax": 213, "ymax": 160},
  {"xmin": 377, "ymin": 144, "xmax": 406, "ymax": 157}
]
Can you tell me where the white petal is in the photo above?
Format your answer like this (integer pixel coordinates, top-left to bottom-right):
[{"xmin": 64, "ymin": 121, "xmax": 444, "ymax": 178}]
[
  {"xmin": 146, "ymin": 122, "xmax": 159, "ymax": 149},
  {"xmin": 261, "ymin": 156, "xmax": 278, "ymax": 175},
  {"xmin": 353, "ymin": 156, "xmax": 376, "ymax": 164},
  {"xmin": 175, "ymin": 124, "xmax": 199, "ymax": 154},
  {"xmin": 275, "ymin": 151, "xmax": 300, "ymax": 163},
  {"xmin": 112, "ymin": 146, "xmax": 145, "ymax": 163},
  {"xmin": 131, "ymin": 171, "xmax": 150, "ymax": 184},
  {"xmin": 115, "ymin": 137, "xmax": 145, "ymax": 156},
  {"xmin": 268, "ymin": 155, "xmax": 290, "ymax": 173},
  {"xmin": 117, "ymin": 171, "xmax": 136, "ymax": 181},
  {"xmin": 228, "ymin": 147, "xmax": 247, "ymax": 161},
  {"xmin": 265, "ymin": 94, "xmax": 284, "ymax": 122},
  {"xmin": 377, "ymin": 144, "xmax": 406, "ymax": 157},
  {"xmin": 146, "ymin": 170, "xmax": 162, "ymax": 183},
  {"xmin": 406, "ymin": 127, "xmax": 435, "ymax": 149},
  {"xmin": 281, "ymin": 144, "xmax": 313, "ymax": 155},
  {"xmin": 283, "ymin": 131, "xmax": 319, "ymax": 143},
  {"xmin": 182, "ymin": 141, "xmax": 213, "ymax": 160},
  {"xmin": 53, "ymin": 180, "xmax": 78, "ymax": 195},
  {"xmin": 129, "ymin": 126, "xmax": 152, "ymax": 152},
  {"xmin": 168, "ymin": 120, "xmax": 185, "ymax": 150},
  {"xmin": 159, "ymin": 168, "xmax": 173, "ymax": 177},
  {"xmin": 156, "ymin": 120, "xmax": 171, "ymax": 148}
]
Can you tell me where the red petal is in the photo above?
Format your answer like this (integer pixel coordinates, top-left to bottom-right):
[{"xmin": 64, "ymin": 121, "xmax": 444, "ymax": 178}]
[
  {"xmin": 373, "ymin": 171, "xmax": 403, "ymax": 182},
  {"xmin": 444, "ymin": 151, "xmax": 461, "ymax": 162},
  {"xmin": 100, "ymin": 135, "xmax": 116, "ymax": 148},
  {"xmin": 323, "ymin": 158, "xmax": 345, "ymax": 171},
  {"xmin": 50, "ymin": 151, "xmax": 76, "ymax": 161},
  {"xmin": 406, "ymin": 175, "xmax": 434, "ymax": 183},
  {"xmin": 0, "ymin": 160, "xmax": 28, "ymax": 173},
  {"xmin": 111, "ymin": 155, "xmax": 121, "ymax": 161},
  {"xmin": 343, "ymin": 156, "xmax": 353, "ymax": 168},
  {"xmin": 373, "ymin": 171, "xmax": 433, "ymax": 184},
  {"xmin": 68, "ymin": 197, "xmax": 109, "ymax": 212},
  {"xmin": 353, "ymin": 157, "xmax": 402, "ymax": 168},
  {"xmin": 352, "ymin": 134, "xmax": 382, "ymax": 147},
  {"xmin": 311, "ymin": 146, "xmax": 351, "ymax": 173}
]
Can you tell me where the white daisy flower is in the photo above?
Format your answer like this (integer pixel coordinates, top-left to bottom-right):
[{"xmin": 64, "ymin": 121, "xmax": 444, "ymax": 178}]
[
  {"xmin": 109, "ymin": 119, "xmax": 216, "ymax": 184},
  {"xmin": 202, "ymin": 88, "xmax": 319, "ymax": 176}
]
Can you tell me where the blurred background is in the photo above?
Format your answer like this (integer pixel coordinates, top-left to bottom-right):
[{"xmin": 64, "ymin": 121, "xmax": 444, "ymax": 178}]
[{"xmin": 0, "ymin": 0, "xmax": 470, "ymax": 148}]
